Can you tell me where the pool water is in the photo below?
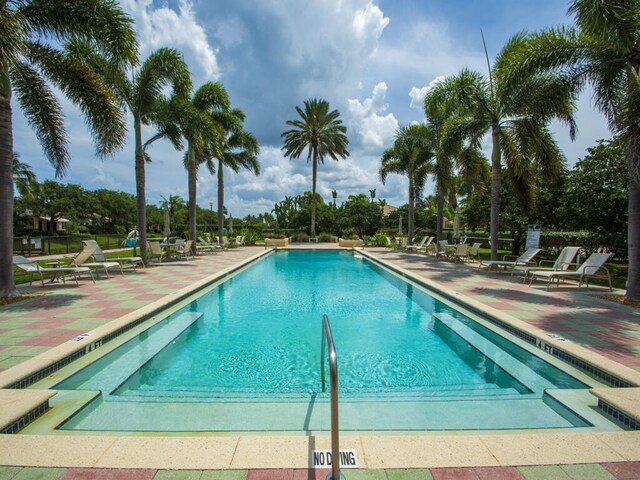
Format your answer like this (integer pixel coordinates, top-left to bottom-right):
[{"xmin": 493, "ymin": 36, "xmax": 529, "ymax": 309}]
[{"xmin": 52, "ymin": 250, "xmax": 597, "ymax": 432}]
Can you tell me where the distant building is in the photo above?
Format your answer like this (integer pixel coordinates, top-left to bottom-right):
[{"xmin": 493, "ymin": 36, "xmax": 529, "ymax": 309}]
[
  {"xmin": 21, "ymin": 211, "xmax": 69, "ymax": 232},
  {"xmin": 382, "ymin": 204, "xmax": 398, "ymax": 217}
]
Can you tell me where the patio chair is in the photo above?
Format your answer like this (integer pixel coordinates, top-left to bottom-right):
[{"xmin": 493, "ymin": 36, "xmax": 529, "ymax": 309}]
[
  {"xmin": 147, "ymin": 240, "xmax": 166, "ymax": 263},
  {"xmin": 68, "ymin": 246, "xmax": 124, "ymax": 278},
  {"xmin": 435, "ymin": 240, "xmax": 451, "ymax": 259},
  {"xmin": 452, "ymin": 243, "xmax": 470, "ymax": 262},
  {"xmin": 468, "ymin": 242, "xmax": 482, "ymax": 261},
  {"xmin": 83, "ymin": 240, "xmax": 144, "ymax": 269},
  {"xmin": 479, "ymin": 248, "xmax": 542, "ymax": 271},
  {"xmin": 512, "ymin": 246, "xmax": 581, "ymax": 281},
  {"xmin": 176, "ymin": 240, "xmax": 194, "ymax": 260},
  {"xmin": 235, "ymin": 236, "xmax": 245, "ymax": 246},
  {"xmin": 13, "ymin": 256, "xmax": 94, "ymax": 287},
  {"xmin": 406, "ymin": 236, "xmax": 428, "ymax": 252},
  {"xmin": 529, "ymin": 252, "xmax": 613, "ymax": 290}
]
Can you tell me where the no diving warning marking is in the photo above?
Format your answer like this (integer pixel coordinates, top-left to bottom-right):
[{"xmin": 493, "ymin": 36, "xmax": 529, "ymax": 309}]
[{"xmin": 311, "ymin": 449, "xmax": 359, "ymax": 469}]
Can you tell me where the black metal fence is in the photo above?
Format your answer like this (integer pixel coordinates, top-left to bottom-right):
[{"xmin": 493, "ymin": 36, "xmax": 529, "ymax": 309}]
[{"xmin": 13, "ymin": 234, "xmax": 128, "ymax": 257}]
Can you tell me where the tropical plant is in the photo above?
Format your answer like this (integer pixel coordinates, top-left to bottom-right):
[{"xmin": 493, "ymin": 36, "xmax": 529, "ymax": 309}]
[
  {"xmin": 281, "ymin": 98, "xmax": 350, "ymax": 236},
  {"xmin": 444, "ymin": 34, "xmax": 577, "ymax": 260},
  {"xmin": 0, "ymin": 1, "xmax": 137, "ymax": 298},
  {"xmin": 502, "ymin": 0, "xmax": 640, "ymax": 300},
  {"xmin": 423, "ymin": 82, "xmax": 489, "ymax": 242},
  {"xmin": 380, "ymin": 125, "xmax": 434, "ymax": 245},
  {"xmin": 12, "ymin": 153, "xmax": 38, "ymax": 199},
  {"xmin": 69, "ymin": 44, "xmax": 192, "ymax": 262},
  {"xmin": 211, "ymin": 109, "xmax": 260, "ymax": 244},
  {"xmin": 331, "ymin": 190, "xmax": 337, "ymax": 209}
]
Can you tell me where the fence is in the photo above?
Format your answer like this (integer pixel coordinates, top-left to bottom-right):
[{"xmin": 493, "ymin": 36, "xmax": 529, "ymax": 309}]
[{"xmin": 13, "ymin": 234, "xmax": 128, "ymax": 257}]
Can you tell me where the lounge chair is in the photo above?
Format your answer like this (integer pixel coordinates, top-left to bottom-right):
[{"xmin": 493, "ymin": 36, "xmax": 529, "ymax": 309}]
[
  {"xmin": 13, "ymin": 256, "xmax": 94, "ymax": 286},
  {"xmin": 68, "ymin": 246, "xmax": 124, "ymax": 277},
  {"xmin": 479, "ymin": 248, "xmax": 542, "ymax": 271},
  {"xmin": 196, "ymin": 236, "xmax": 218, "ymax": 254},
  {"xmin": 406, "ymin": 236, "xmax": 428, "ymax": 252},
  {"xmin": 529, "ymin": 252, "xmax": 613, "ymax": 290},
  {"xmin": 512, "ymin": 246, "xmax": 581, "ymax": 281},
  {"xmin": 82, "ymin": 240, "xmax": 144, "ymax": 269}
]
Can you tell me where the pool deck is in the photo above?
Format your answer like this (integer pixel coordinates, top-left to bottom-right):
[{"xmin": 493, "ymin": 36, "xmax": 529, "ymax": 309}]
[{"xmin": 1, "ymin": 244, "xmax": 640, "ymax": 479}]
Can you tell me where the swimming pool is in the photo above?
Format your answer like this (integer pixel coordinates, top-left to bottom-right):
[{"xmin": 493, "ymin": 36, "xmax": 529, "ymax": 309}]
[{"xmin": 37, "ymin": 250, "xmax": 615, "ymax": 432}]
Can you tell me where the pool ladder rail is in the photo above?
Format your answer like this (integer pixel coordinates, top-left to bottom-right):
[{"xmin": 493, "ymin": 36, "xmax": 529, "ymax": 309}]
[{"xmin": 321, "ymin": 314, "xmax": 345, "ymax": 480}]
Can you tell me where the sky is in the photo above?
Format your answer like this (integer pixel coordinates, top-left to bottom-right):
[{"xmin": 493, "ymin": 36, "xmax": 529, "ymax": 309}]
[{"xmin": 12, "ymin": 0, "xmax": 611, "ymax": 218}]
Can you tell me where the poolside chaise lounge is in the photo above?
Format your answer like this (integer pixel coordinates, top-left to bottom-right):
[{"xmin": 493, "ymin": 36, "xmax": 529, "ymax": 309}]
[
  {"xmin": 479, "ymin": 247, "xmax": 542, "ymax": 271},
  {"xmin": 529, "ymin": 252, "xmax": 613, "ymax": 290},
  {"xmin": 406, "ymin": 236, "xmax": 428, "ymax": 252},
  {"xmin": 512, "ymin": 246, "xmax": 581, "ymax": 281},
  {"xmin": 68, "ymin": 246, "xmax": 124, "ymax": 277},
  {"xmin": 468, "ymin": 242, "xmax": 482, "ymax": 261},
  {"xmin": 195, "ymin": 237, "xmax": 219, "ymax": 254},
  {"xmin": 13, "ymin": 256, "xmax": 94, "ymax": 286},
  {"xmin": 83, "ymin": 239, "xmax": 144, "ymax": 269}
]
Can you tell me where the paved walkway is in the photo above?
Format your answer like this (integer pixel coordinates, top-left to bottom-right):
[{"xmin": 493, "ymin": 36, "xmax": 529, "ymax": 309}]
[{"xmin": 1, "ymin": 245, "xmax": 640, "ymax": 478}]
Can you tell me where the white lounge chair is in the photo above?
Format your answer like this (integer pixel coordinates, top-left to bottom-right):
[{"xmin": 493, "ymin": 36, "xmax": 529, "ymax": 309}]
[
  {"xmin": 406, "ymin": 236, "xmax": 428, "ymax": 252},
  {"xmin": 68, "ymin": 246, "xmax": 124, "ymax": 277},
  {"xmin": 196, "ymin": 236, "xmax": 219, "ymax": 254},
  {"xmin": 469, "ymin": 242, "xmax": 482, "ymax": 261},
  {"xmin": 479, "ymin": 248, "xmax": 542, "ymax": 271},
  {"xmin": 512, "ymin": 246, "xmax": 581, "ymax": 281},
  {"xmin": 529, "ymin": 252, "xmax": 613, "ymax": 290},
  {"xmin": 13, "ymin": 256, "xmax": 94, "ymax": 286},
  {"xmin": 83, "ymin": 240, "xmax": 144, "ymax": 269}
]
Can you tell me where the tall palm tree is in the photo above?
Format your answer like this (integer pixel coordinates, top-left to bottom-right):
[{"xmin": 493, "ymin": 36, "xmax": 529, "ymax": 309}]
[
  {"xmin": 0, "ymin": 1, "xmax": 137, "ymax": 298},
  {"xmin": 69, "ymin": 45, "xmax": 192, "ymax": 261},
  {"xmin": 282, "ymin": 99, "xmax": 350, "ymax": 237},
  {"xmin": 445, "ymin": 35, "xmax": 577, "ymax": 260},
  {"xmin": 212, "ymin": 109, "xmax": 260, "ymax": 243},
  {"xmin": 380, "ymin": 125, "xmax": 434, "ymax": 245},
  {"xmin": 424, "ymin": 82, "xmax": 488, "ymax": 243},
  {"xmin": 502, "ymin": 0, "xmax": 640, "ymax": 300}
]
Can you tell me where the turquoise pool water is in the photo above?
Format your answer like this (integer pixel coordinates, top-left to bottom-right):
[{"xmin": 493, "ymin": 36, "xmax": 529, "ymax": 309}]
[{"xmin": 53, "ymin": 250, "xmax": 595, "ymax": 432}]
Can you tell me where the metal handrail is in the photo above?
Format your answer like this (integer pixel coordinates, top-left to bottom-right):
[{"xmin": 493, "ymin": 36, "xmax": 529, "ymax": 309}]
[{"xmin": 321, "ymin": 314, "xmax": 343, "ymax": 480}]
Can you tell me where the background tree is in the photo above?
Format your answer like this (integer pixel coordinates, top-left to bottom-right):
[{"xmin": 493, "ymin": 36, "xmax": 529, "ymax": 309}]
[
  {"xmin": 70, "ymin": 45, "xmax": 192, "ymax": 262},
  {"xmin": 282, "ymin": 98, "xmax": 349, "ymax": 237},
  {"xmin": 380, "ymin": 125, "xmax": 434, "ymax": 245},
  {"xmin": 338, "ymin": 193, "xmax": 383, "ymax": 237},
  {"xmin": 446, "ymin": 33, "xmax": 577, "ymax": 260},
  {"xmin": 0, "ymin": 1, "xmax": 137, "ymax": 298},
  {"xmin": 504, "ymin": 0, "xmax": 640, "ymax": 300},
  {"xmin": 12, "ymin": 153, "xmax": 38, "ymax": 199}
]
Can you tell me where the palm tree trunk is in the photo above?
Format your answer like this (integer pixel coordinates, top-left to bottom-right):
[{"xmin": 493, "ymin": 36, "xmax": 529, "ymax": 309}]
[
  {"xmin": 626, "ymin": 131, "xmax": 640, "ymax": 301},
  {"xmin": 187, "ymin": 145, "xmax": 197, "ymax": 255},
  {"xmin": 436, "ymin": 180, "xmax": 444, "ymax": 243},
  {"xmin": 134, "ymin": 118, "xmax": 147, "ymax": 263},
  {"xmin": 489, "ymin": 126, "xmax": 501, "ymax": 261},
  {"xmin": 217, "ymin": 158, "xmax": 224, "ymax": 243},
  {"xmin": 311, "ymin": 150, "xmax": 318, "ymax": 237},
  {"xmin": 408, "ymin": 177, "xmax": 415, "ymax": 245},
  {"xmin": 0, "ymin": 85, "xmax": 18, "ymax": 298}
]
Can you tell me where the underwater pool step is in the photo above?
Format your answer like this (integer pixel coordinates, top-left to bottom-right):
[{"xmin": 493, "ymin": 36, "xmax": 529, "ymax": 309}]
[{"xmin": 59, "ymin": 393, "xmax": 587, "ymax": 432}]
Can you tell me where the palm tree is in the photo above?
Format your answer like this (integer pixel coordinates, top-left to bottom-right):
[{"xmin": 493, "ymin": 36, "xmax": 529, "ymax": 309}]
[
  {"xmin": 282, "ymin": 99, "xmax": 350, "ymax": 237},
  {"xmin": 444, "ymin": 35, "xmax": 577, "ymax": 260},
  {"xmin": 12, "ymin": 154, "xmax": 38, "ymax": 199},
  {"xmin": 502, "ymin": 0, "xmax": 640, "ymax": 301},
  {"xmin": 380, "ymin": 125, "xmax": 434, "ymax": 245},
  {"xmin": 0, "ymin": 1, "xmax": 137, "ymax": 298},
  {"xmin": 212, "ymin": 109, "xmax": 260, "ymax": 244},
  {"xmin": 424, "ymin": 82, "xmax": 488, "ymax": 243},
  {"xmin": 69, "ymin": 45, "xmax": 192, "ymax": 262},
  {"xmin": 370, "ymin": 189, "xmax": 376, "ymax": 203},
  {"xmin": 331, "ymin": 190, "xmax": 337, "ymax": 209}
]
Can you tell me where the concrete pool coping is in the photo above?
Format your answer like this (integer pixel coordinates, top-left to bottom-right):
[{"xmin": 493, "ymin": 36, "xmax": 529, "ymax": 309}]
[{"xmin": 0, "ymin": 245, "xmax": 639, "ymax": 470}]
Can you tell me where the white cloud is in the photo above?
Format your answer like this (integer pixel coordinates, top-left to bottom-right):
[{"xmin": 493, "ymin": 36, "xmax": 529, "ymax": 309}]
[
  {"xmin": 121, "ymin": 0, "xmax": 220, "ymax": 81},
  {"xmin": 409, "ymin": 75, "xmax": 447, "ymax": 110},
  {"xmin": 352, "ymin": 2, "xmax": 390, "ymax": 57},
  {"xmin": 347, "ymin": 82, "xmax": 399, "ymax": 153}
]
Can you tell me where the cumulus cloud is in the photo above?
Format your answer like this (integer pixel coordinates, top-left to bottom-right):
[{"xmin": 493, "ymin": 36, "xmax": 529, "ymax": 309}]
[
  {"xmin": 409, "ymin": 75, "xmax": 447, "ymax": 110},
  {"xmin": 120, "ymin": 0, "xmax": 220, "ymax": 80},
  {"xmin": 352, "ymin": 2, "xmax": 390, "ymax": 57},
  {"xmin": 347, "ymin": 82, "xmax": 399, "ymax": 152}
]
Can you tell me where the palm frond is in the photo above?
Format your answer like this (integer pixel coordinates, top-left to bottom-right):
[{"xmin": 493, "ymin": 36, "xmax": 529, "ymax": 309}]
[{"xmin": 9, "ymin": 60, "xmax": 69, "ymax": 176}]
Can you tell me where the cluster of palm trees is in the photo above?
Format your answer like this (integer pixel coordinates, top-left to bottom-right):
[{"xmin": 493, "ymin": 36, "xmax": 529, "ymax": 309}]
[
  {"xmin": 382, "ymin": 0, "xmax": 640, "ymax": 302},
  {"xmin": 0, "ymin": 1, "xmax": 260, "ymax": 298}
]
